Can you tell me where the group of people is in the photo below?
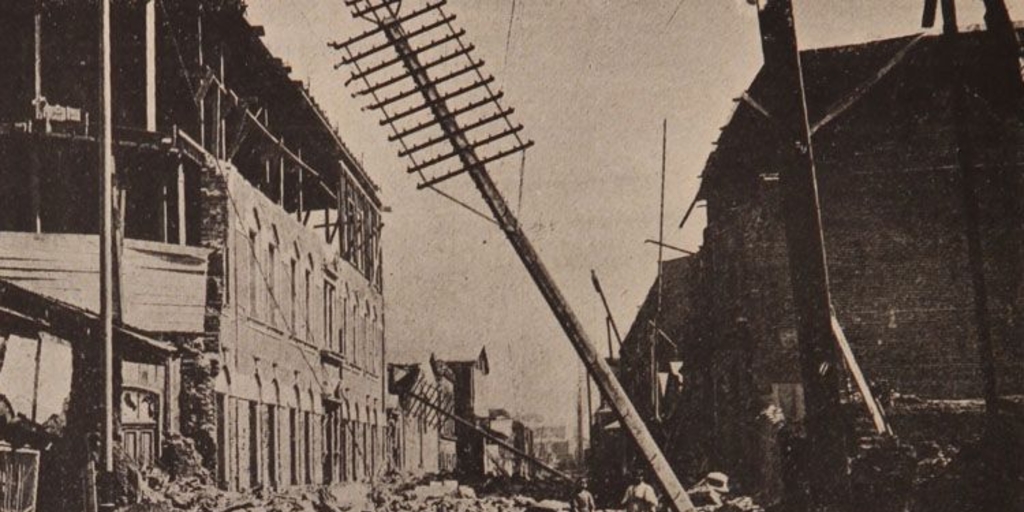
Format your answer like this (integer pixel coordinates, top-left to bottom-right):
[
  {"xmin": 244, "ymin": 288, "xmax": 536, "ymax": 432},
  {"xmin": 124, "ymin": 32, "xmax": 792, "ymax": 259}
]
[{"xmin": 570, "ymin": 471, "xmax": 659, "ymax": 512}]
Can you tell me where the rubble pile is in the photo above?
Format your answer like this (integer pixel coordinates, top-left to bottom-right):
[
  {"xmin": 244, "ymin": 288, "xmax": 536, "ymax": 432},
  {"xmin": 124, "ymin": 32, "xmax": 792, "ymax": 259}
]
[
  {"xmin": 370, "ymin": 481, "xmax": 547, "ymax": 512},
  {"xmin": 686, "ymin": 473, "xmax": 763, "ymax": 512},
  {"xmin": 120, "ymin": 467, "xmax": 766, "ymax": 512},
  {"xmin": 126, "ymin": 467, "xmax": 375, "ymax": 512}
]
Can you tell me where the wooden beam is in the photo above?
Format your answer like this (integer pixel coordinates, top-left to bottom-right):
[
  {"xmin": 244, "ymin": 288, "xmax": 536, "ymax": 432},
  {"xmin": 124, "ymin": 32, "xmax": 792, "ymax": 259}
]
[
  {"xmin": 831, "ymin": 314, "xmax": 891, "ymax": 435},
  {"xmin": 145, "ymin": 0, "xmax": 156, "ymax": 132},
  {"xmin": 29, "ymin": 143, "xmax": 42, "ymax": 233},
  {"xmin": 297, "ymin": 149, "xmax": 304, "ymax": 222},
  {"xmin": 33, "ymin": 5, "xmax": 42, "ymax": 117},
  {"xmin": 99, "ymin": 0, "xmax": 115, "ymax": 474},
  {"xmin": 177, "ymin": 160, "xmax": 186, "ymax": 245},
  {"xmin": 278, "ymin": 151, "xmax": 285, "ymax": 206}
]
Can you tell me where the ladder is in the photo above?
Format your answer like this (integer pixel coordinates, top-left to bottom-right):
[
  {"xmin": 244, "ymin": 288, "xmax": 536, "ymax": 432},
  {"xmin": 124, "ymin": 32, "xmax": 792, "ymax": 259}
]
[{"xmin": 332, "ymin": 2, "xmax": 695, "ymax": 511}]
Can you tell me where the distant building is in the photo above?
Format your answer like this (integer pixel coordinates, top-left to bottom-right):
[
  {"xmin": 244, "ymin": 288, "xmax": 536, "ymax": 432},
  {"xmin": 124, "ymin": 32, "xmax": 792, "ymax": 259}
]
[
  {"xmin": 531, "ymin": 424, "xmax": 571, "ymax": 468},
  {"xmin": 484, "ymin": 409, "xmax": 534, "ymax": 479},
  {"xmin": 431, "ymin": 347, "xmax": 490, "ymax": 478},
  {"xmin": 386, "ymin": 362, "xmax": 445, "ymax": 476}
]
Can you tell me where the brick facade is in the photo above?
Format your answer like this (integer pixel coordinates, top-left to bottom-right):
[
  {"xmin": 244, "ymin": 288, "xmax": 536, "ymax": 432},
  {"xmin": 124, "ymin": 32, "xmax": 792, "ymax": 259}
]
[{"xmin": 615, "ymin": 28, "xmax": 1024, "ymax": 503}]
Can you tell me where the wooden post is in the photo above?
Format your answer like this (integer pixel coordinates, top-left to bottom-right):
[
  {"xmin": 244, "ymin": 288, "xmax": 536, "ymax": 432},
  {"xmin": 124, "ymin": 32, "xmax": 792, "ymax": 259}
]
[
  {"xmin": 145, "ymin": 0, "xmax": 156, "ymax": 132},
  {"xmin": 98, "ymin": 0, "xmax": 115, "ymax": 475},
  {"xmin": 278, "ymin": 151, "xmax": 285, "ymax": 207},
  {"xmin": 31, "ymin": 3, "xmax": 42, "ymax": 232},
  {"xmin": 29, "ymin": 146, "xmax": 42, "ymax": 233},
  {"xmin": 297, "ymin": 149, "xmax": 304, "ymax": 222},
  {"xmin": 342, "ymin": 165, "xmax": 350, "ymax": 251},
  {"xmin": 215, "ymin": 48, "xmax": 224, "ymax": 159},
  {"xmin": 756, "ymin": 1, "xmax": 847, "ymax": 508},
  {"xmin": 264, "ymin": 158, "xmax": 271, "ymax": 195},
  {"xmin": 161, "ymin": 180, "xmax": 170, "ymax": 243},
  {"xmin": 31, "ymin": 335, "xmax": 43, "ymax": 422},
  {"xmin": 34, "ymin": 6, "xmax": 41, "ymax": 106},
  {"xmin": 177, "ymin": 161, "xmax": 186, "ymax": 245},
  {"xmin": 197, "ymin": 15, "xmax": 206, "ymax": 148}
]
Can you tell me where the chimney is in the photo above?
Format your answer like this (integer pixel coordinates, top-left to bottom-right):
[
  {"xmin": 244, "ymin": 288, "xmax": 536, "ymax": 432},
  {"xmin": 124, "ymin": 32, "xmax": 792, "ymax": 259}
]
[{"xmin": 756, "ymin": 0, "xmax": 799, "ymax": 72}]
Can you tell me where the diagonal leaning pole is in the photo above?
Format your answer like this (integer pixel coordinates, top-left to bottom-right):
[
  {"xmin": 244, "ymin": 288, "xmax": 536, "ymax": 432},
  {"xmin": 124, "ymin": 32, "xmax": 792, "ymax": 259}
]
[{"xmin": 333, "ymin": 6, "xmax": 696, "ymax": 512}]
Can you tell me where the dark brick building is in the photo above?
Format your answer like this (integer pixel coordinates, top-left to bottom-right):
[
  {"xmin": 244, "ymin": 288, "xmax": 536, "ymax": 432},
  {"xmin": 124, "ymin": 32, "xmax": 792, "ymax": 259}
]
[{"xmin": 615, "ymin": 24, "xmax": 1024, "ymax": 507}]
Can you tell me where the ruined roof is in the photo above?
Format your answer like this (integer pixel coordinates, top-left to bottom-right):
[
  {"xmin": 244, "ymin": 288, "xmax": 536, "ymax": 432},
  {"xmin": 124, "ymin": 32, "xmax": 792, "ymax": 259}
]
[
  {"xmin": 0, "ymin": 279, "xmax": 177, "ymax": 362},
  {"xmin": 699, "ymin": 28, "xmax": 1024, "ymax": 198},
  {"xmin": 430, "ymin": 347, "xmax": 490, "ymax": 379},
  {"xmin": 223, "ymin": 9, "xmax": 382, "ymax": 205}
]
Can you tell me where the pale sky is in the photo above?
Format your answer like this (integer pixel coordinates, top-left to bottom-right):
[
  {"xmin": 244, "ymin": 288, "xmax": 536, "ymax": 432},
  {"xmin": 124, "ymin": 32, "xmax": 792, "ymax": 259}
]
[{"xmin": 245, "ymin": 0, "xmax": 1024, "ymax": 432}]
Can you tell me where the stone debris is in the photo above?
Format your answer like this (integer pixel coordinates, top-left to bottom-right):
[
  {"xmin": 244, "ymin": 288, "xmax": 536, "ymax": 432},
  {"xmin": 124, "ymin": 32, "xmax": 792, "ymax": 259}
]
[
  {"xmin": 686, "ymin": 473, "xmax": 763, "ymax": 512},
  {"xmin": 122, "ymin": 469, "xmax": 766, "ymax": 512},
  {"xmin": 128, "ymin": 466, "xmax": 374, "ymax": 512}
]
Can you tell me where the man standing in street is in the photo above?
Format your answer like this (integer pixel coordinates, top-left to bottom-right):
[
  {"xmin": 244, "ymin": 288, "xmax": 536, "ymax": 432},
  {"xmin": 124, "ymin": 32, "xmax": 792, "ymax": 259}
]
[
  {"xmin": 621, "ymin": 470, "xmax": 659, "ymax": 512},
  {"xmin": 571, "ymin": 478, "xmax": 596, "ymax": 512}
]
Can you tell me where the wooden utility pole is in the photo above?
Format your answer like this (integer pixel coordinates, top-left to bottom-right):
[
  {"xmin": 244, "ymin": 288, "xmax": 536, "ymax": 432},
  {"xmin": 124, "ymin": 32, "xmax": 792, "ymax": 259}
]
[
  {"xmin": 755, "ymin": 1, "xmax": 847, "ymax": 509},
  {"xmin": 337, "ymin": 3, "xmax": 694, "ymax": 509},
  {"xmin": 379, "ymin": 18, "xmax": 696, "ymax": 512},
  {"xmin": 98, "ymin": 0, "xmax": 115, "ymax": 475}
]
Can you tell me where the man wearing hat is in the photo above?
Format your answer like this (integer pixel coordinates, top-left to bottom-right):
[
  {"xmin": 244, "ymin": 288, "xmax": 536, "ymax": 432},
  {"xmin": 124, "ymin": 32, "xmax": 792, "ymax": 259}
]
[{"xmin": 621, "ymin": 470, "xmax": 659, "ymax": 512}]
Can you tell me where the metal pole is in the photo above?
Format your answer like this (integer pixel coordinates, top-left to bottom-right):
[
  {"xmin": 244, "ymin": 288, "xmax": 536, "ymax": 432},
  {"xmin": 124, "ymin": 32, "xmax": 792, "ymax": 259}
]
[
  {"xmin": 98, "ymin": 0, "xmax": 115, "ymax": 474},
  {"xmin": 382, "ymin": 20, "xmax": 696, "ymax": 512}
]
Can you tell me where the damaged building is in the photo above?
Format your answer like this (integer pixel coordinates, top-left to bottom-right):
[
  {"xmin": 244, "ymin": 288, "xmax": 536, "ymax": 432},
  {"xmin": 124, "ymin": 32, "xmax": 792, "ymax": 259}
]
[
  {"xmin": 387, "ymin": 348, "xmax": 539, "ymax": 480},
  {"xmin": 386, "ymin": 361, "xmax": 449, "ymax": 476},
  {"xmin": 0, "ymin": 0, "xmax": 387, "ymax": 507},
  {"xmin": 613, "ymin": 9, "xmax": 1024, "ymax": 512},
  {"xmin": 430, "ymin": 348, "xmax": 491, "ymax": 480}
]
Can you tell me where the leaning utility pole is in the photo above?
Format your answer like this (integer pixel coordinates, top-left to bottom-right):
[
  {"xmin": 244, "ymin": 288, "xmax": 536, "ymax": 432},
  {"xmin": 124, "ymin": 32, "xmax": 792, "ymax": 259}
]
[
  {"xmin": 333, "ymin": 2, "xmax": 695, "ymax": 511},
  {"xmin": 756, "ymin": 0, "xmax": 848, "ymax": 509}
]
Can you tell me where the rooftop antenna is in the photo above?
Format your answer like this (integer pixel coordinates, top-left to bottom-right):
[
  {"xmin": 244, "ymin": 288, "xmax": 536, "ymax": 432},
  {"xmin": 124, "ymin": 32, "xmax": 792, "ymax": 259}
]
[{"xmin": 331, "ymin": 2, "xmax": 694, "ymax": 510}]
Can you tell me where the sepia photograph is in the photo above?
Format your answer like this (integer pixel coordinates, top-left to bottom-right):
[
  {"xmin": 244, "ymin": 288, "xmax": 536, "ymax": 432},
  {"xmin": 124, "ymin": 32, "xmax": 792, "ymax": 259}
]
[{"xmin": 0, "ymin": 1, "xmax": 1023, "ymax": 511}]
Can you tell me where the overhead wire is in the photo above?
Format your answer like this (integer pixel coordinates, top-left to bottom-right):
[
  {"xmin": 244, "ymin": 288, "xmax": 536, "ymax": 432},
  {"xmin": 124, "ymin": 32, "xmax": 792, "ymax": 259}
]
[{"xmin": 502, "ymin": 0, "xmax": 517, "ymax": 69}]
